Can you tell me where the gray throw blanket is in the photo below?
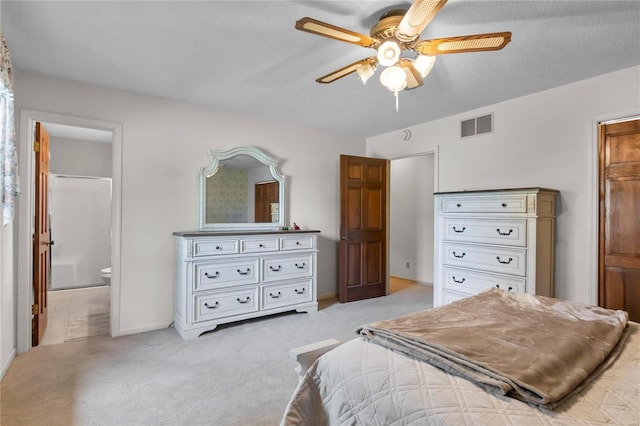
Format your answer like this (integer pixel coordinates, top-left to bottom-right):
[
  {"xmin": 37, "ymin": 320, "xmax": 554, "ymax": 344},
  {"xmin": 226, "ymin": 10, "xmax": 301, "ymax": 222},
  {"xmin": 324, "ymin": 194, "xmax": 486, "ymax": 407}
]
[{"xmin": 359, "ymin": 289, "xmax": 629, "ymax": 408}]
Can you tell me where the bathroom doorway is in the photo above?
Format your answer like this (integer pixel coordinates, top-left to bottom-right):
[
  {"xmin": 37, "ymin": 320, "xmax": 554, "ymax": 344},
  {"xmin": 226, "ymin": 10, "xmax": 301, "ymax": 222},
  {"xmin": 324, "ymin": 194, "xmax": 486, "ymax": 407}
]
[
  {"xmin": 17, "ymin": 110, "xmax": 123, "ymax": 353},
  {"xmin": 39, "ymin": 123, "xmax": 113, "ymax": 345}
]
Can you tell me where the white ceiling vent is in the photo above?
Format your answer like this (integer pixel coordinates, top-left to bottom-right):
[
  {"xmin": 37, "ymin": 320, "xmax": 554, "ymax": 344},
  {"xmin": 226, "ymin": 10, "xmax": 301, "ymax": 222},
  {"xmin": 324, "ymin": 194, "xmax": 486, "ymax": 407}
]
[{"xmin": 461, "ymin": 113, "xmax": 494, "ymax": 138}]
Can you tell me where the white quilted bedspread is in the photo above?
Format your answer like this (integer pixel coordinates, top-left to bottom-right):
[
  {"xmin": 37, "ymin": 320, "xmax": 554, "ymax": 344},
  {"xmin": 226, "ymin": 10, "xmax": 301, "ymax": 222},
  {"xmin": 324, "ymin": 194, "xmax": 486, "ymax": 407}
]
[{"xmin": 281, "ymin": 322, "xmax": 639, "ymax": 425}]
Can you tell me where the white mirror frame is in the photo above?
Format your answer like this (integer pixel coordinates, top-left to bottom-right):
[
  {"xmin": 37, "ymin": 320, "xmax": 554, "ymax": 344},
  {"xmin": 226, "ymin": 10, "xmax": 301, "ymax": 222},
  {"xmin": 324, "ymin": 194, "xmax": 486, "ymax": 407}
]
[{"xmin": 197, "ymin": 146, "xmax": 286, "ymax": 231}]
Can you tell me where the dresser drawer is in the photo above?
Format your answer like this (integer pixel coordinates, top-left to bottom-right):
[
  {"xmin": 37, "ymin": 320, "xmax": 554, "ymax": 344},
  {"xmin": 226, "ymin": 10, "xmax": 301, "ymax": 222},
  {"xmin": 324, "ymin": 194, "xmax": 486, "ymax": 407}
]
[
  {"xmin": 280, "ymin": 235, "xmax": 315, "ymax": 251},
  {"xmin": 241, "ymin": 237, "xmax": 279, "ymax": 253},
  {"xmin": 262, "ymin": 254, "xmax": 314, "ymax": 282},
  {"xmin": 443, "ymin": 218, "xmax": 527, "ymax": 247},
  {"xmin": 442, "ymin": 266, "xmax": 525, "ymax": 295},
  {"xmin": 194, "ymin": 258, "xmax": 259, "ymax": 291},
  {"xmin": 194, "ymin": 286, "xmax": 259, "ymax": 322},
  {"xmin": 442, "ymin": 290, "xmax": 467, "ymax": 305},
  {"xmin": 443, "ymin": 242, "xmax": 527, "ymax": 276},
  {"xmin": 441, "ymin": 195, "xmax": 527, "ymax": 214},
  {"xmin": 262, "ymin": 280, "xmax": 313, "ymax": 310},
  {"xmin": 192, "ymin": 239, "xmax": 239, "ymax": 257}
]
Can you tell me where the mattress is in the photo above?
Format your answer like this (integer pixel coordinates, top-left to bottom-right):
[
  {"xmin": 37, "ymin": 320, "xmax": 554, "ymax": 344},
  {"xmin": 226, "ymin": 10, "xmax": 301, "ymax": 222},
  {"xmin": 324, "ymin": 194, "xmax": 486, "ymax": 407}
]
[{"xmin": 282, "ymin": 322, "xmax": 639, "ymax": 425}]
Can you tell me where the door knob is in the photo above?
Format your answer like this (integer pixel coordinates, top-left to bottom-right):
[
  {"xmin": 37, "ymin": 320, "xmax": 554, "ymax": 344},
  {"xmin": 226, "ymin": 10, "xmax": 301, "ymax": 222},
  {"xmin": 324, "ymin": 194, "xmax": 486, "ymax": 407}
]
[
  {"xmin": 43, "ymin": 240, "xmax": 55, "ymax": 246},
  {"xmin": 340, "ymin": 236, "xmax": 348, "ymax": 241}
]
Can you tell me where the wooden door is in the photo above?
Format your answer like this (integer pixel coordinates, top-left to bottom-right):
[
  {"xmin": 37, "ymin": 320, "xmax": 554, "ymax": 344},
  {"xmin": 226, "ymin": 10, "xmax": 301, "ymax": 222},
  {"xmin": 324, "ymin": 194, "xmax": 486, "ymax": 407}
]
[
  {"xmin": 598, "ymin": 118, "xmax": 640, "ymax": 322},
  {"xmin": 255, "ymin": 181, "xmax": 278, "ymax": 223},
  {"xmin": 33, "ymin": 122, "xmax": 52, "ymax": 346},
  {"xmin": 339, "ymin": 155, "xmax": 388, "ymax": 302}
]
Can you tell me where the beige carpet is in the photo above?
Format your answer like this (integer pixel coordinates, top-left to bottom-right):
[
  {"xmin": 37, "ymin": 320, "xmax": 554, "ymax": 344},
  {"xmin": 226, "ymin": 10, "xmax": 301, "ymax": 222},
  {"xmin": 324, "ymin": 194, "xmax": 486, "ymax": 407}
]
[{"xmin": 1, "ymin": 282, "xmax": 433, "ymax": 426}]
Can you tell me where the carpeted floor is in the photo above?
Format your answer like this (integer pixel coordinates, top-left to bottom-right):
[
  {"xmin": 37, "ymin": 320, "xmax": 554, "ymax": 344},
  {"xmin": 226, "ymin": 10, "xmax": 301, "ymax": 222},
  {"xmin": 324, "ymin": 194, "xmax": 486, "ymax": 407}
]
[{"xmin": 1, "ymin": 281, "xmax": 433, "ymax": 426}]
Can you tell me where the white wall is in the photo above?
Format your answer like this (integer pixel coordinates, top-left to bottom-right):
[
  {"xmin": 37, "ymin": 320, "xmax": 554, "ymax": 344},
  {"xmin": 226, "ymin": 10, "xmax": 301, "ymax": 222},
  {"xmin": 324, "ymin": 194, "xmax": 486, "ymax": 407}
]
[
  {"xmin": 13, "ymin": 71, "xmax": 365, "ymax": 336},
  {"xmin": 390, "ymin": 155, "xmax": 434, "ymax": 284},
  {"xmin": 1, "ymin": 223, "xmax": 16, "ymax": 380},
  {"xmin": 50, "ymin": 136, "xmax": 112, "ymax": 178},
  {"xmin": 368, "ymin": 65, "xmax": 640, "ymax": 305}
]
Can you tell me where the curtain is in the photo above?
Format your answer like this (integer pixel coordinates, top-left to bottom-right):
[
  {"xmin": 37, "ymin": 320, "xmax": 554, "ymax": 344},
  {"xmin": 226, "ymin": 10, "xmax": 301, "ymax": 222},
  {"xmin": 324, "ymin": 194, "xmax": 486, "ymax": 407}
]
[{"xmin": 0, "ymin": 34, "xmax": 20, "ymax": 225}]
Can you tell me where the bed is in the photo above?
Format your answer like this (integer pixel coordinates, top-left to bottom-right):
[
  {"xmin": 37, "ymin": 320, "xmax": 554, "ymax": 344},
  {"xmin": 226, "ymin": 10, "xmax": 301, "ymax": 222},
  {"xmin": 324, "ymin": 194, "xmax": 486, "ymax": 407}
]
[{"xmin": 281, "ymin": 289, "xmax": 639, "ymax": 425}]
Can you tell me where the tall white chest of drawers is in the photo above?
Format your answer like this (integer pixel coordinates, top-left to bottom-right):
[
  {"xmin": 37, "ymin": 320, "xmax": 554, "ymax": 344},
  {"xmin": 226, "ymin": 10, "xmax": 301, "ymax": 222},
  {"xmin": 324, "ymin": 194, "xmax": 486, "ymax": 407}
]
[
  {"xmin": 433, "ymin": 188, "xmax": 558, "ymax": 307},
  {"xmin": 173, "ymin": 230, "xmax": 320, "ymax": 339}
]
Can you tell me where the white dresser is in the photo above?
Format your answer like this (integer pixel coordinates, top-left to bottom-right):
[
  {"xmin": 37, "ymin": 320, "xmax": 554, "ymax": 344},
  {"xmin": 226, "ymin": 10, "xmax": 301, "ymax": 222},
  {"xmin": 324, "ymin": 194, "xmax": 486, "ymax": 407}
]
[
  {"xmin": 433, "ymin": 188, "xmax": 558, "ymax": 307},
  {"xmin": 173, "ymin": 230, "xmax": 320, "ymax": 339}
]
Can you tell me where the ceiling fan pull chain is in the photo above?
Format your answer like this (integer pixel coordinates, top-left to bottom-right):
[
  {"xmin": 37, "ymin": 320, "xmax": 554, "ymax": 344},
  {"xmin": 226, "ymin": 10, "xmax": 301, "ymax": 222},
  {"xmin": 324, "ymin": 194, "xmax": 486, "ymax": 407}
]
[{"xmin": 395, "ymin": 91, "xmax": 400, "ymax": 112}]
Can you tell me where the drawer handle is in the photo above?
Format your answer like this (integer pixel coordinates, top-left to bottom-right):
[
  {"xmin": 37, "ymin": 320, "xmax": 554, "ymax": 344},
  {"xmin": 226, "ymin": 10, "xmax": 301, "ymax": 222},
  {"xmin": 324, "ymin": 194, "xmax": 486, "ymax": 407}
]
[
  {"xmin": 204, "ymin": 301, "xmax": 219, "ymax": 309},
  {"xmin": 452, "ymin": 251, "xmax": 466, "ymax": 259},
  {"xmin": 496, "ymin": 228, "xmax": 513, "ymax": 236},
  {"xmin": 452, "ymin": 276, "xmax": 466, "ymax": 284},
  {"xmin": 501, "ymin": 203, "xmax": 507, "ymax": 208},
  {"xmin": 295, "ymin": 262, "xmax": 306, "ymax": 269},
  {"xmin": 259, "ymin": 243, "xmax": 264, "ymax": 248},
  {"xmin": 236, "ymin": 297, "xmax": 251, "ymax": 304},
  {"xmin": 452, "ymin": 226, "xmax": 466, "ymax": 233},
  {"xmin": 496, "ymin": 256, "xmax": 513, "ymax": 265},
  {"xmin": 215, "ymin": 246, "xmax": 222, "ymax": 250},
  {"xmin": 204, "ymin": 271, "xmax": 220, "ymax": 279},
  {"xmin": 269, "ymin": 291, "xmax": 281, "ymax": 299},
  {"xmin": 294, "ymin": 288, "xmax": 306, "ymax": 294},
  {"xmin": 495, "ymin": 284, "xmax": 514, "ymax": 292},
  {"xmin": 456, "ymin": 203, "xmax": 462, "ymax": 208},
  {"xmin": 237, "ymin": 268, "xmax": 251, "ymax": 275},
  {"xmin": 296, "ymin": 241, "xmax": 301, "ymax": 245},
  {"xmin": 269, "ymin": 265, "xmax": 282, "ymax": 272}
]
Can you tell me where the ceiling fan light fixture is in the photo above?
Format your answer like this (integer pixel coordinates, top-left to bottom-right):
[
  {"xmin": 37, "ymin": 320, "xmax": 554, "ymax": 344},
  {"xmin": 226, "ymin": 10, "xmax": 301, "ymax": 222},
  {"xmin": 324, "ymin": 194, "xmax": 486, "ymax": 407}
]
[
  {"xmin": 380, "ymin": 65, "xmax": 407, "ymax": 111},
  {"xmin": 414, "ymin": 54, "xmax": 436, "ymax": 77},
  {"xmin": 356, "ymin": 62, "xmax": 376, "ymax": 84},
  {"xmin": 376, "ymin": 40, "xmax": 401, "ymax": 66}
]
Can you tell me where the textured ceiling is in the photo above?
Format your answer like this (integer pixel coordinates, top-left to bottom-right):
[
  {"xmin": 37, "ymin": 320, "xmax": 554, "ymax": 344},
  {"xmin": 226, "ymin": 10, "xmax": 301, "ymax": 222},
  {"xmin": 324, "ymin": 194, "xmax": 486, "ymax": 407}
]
[{"xmin": 3, "ymin": 1, "xmax": 639, "ymax": 138}]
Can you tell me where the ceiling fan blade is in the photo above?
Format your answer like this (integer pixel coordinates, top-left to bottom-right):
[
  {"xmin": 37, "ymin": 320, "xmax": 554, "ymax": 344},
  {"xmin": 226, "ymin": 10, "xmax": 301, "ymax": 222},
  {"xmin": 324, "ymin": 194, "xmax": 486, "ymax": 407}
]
[
  {"xmin": 316, "ymin": 58, "xmax": 377, "ymax": 84},
  {"xmin": 399, "ymin": 58, "xmax": 423, "ymax": 89},
  {"xmin": 415, "ymin": 32, "xmax": 512, "ymax": 55},
  {"xmin": 396, "ymin": 0, "xmax": 448, "ymax": 42},
  {"xmin": 295, "ymin": 17, "xmax": 380, "ymax": 48}
]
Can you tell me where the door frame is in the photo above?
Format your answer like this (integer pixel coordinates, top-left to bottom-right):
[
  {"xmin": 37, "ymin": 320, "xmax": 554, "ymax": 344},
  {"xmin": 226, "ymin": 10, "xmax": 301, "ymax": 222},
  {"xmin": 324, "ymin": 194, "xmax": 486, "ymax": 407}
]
[
  {"xmin": 384, "ymin": 146, "xmax": 439, "ymax": 294},
  {"xmin": 590, "ymin": 110, "xmax": 640, "ymax": 307},
  {"xmin": 17, "ymin": 109, "xmax": 123, "ymax": 354}
]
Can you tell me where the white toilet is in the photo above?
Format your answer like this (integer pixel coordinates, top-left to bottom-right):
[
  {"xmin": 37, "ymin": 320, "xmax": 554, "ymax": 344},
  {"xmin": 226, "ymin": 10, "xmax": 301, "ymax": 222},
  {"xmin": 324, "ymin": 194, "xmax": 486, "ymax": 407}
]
[{"xmin": 100, "ymin": 267, "xmax": 111, "ymax": 285}]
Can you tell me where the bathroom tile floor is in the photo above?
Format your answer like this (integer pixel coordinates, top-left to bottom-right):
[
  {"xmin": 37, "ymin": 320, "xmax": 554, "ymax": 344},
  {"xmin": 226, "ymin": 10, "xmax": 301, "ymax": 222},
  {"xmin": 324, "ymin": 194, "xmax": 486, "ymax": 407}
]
[{"xmin": 39, "ymin": 286, "xmax": 111, "ymax": 346}]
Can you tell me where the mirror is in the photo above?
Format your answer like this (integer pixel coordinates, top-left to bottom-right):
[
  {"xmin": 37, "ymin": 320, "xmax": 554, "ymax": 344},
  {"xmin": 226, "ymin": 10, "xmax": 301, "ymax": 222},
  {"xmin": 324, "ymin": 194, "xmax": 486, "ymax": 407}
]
[{"xmin": 197, "ymin": 146, "xmax": 286, "ymax": 230}]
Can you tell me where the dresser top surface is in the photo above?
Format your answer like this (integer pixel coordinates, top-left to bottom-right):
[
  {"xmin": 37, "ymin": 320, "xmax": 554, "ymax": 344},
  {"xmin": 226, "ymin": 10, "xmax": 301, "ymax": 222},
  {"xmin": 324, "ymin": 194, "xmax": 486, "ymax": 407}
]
[
  {"xmin": 435, "ymin": 187, "xmax": 559, "ymax": 196},
  {"xmin": 173, "ymin": 230, "xmax": 321, "ymax": 237}
]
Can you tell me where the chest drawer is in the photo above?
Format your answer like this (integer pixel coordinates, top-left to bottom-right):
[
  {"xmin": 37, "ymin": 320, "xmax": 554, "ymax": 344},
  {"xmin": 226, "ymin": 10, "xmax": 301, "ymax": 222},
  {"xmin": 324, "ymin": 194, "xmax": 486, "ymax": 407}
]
[
  {"xmin": 194, "ymin": 286, "xmax": 259, "ymax": 322},
  {"xmin": 241, "ymin": 237, "xmax": 279, "ymax": 253},
  {"xmin": 443, "ymin": 242, "xmax": 527, "ymax": 277},
  {"xmin": 262, "ymin": 280, "xmax": 313, "ymax": 310},
  {"xmin": 280, "ymin": 235, "xmax": 315, "ymax": 251},
  {"xmin": 443, "ymin": 218, "xmax": 527, "ymax": 247},
  {"xmin": 442, "ymin": 266, "xmax": 525, "ymax": 295},
  {"xmin": 262, "ymin": 253, "xmax": 314, "ymax": 282},
  {"xmin": 194, "ymin": 258, "xmax": 259, "ymax": 291},
  {"xmin": 442, "ymin": 195, "xmax": 527, "ymax": 214},
  {"xmin": 192, "ymin": 239, "xmax": 239, "ymax": 257}
]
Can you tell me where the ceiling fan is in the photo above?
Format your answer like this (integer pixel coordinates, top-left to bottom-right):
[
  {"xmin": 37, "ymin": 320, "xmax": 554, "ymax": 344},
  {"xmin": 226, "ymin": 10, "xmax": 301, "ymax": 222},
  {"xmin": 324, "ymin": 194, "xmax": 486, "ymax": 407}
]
[{"xmin": 295, "ymin": 0, "xmax": 511, "ymax": 110}]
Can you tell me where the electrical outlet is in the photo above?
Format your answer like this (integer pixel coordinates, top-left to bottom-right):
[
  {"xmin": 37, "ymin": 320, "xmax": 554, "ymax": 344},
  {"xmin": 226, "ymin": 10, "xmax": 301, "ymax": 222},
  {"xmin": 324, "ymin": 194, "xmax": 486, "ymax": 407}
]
[{"xmin": 405, "ymin": 261, "xmax": 410, "ymax": 269}]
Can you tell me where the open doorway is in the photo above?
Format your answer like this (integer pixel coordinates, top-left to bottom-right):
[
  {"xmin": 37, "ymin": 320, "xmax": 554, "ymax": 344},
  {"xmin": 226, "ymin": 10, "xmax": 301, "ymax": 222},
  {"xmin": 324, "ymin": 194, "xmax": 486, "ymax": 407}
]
[
  {"xmin": 17, "ymin": 110, "xmax": 122, "ymax": 353},
  {"xmin": 389, "ymin": 154, "xmax": 435, "ymax": 296},
  {"xmin": 39, "ymin": 123, "xmax": 113, "ymax": 345}
]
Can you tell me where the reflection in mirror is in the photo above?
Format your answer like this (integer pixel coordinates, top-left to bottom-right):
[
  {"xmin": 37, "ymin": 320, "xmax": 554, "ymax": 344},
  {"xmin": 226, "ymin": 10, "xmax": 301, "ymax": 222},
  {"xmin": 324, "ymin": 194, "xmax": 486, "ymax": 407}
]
[{"xmin": 198, "ymin": 147, "xmax": 285, "ymax": 230}]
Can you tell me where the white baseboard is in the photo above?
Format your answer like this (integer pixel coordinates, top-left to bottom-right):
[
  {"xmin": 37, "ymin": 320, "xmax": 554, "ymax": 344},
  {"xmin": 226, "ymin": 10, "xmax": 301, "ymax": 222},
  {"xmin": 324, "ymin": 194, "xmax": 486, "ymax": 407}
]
[
  {"xmin": 1, "ymin": 348, "xmax": 16, "ymax": 382},
  {"xmin": 117, "ymin": 321, "xmax": 174, "ymax": 337}
]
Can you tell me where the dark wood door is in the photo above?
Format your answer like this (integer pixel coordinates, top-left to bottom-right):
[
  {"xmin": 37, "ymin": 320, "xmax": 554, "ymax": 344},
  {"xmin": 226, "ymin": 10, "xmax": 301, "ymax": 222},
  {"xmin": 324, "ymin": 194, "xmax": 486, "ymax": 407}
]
[
  {"xmin": 339, "ymin": 155, "xmax": 388, "ymax": 302},
  {"xmin": 255, "ymin": 181, "xmax": 279, "ymax": 223},
  {"xmin": 598, "ymin": 118, "xmax": 640, "ymax": 322},
  {"xmin": 33, "ymin": 122, "xmax": 52, "ymax": 346}
]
